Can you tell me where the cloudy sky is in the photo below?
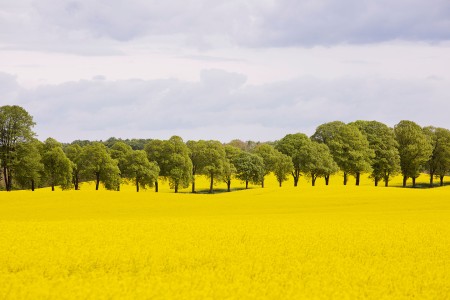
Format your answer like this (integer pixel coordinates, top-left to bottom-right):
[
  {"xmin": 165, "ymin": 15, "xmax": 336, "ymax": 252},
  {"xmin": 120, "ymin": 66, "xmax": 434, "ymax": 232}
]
[{"xmin": 1, "ymin": 0, "xmax": 450, "ymax": 142}]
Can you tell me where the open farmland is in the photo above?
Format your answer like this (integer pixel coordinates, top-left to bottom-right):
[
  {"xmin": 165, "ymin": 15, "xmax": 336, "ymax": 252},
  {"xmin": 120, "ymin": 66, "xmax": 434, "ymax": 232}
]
[{"xmin": 1, "ymin": 174, "xmax": 449, "ymax": 299}]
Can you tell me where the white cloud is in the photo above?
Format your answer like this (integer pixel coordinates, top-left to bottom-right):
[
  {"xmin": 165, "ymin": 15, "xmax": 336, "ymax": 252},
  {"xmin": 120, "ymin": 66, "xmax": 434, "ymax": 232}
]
[
  {"xmin": 1, "ymin": 0, "xmax": 450, "ymax": 54},
  {"xmin": 2, "ymin": 69, "xmax": 449, "ymax": 142}
]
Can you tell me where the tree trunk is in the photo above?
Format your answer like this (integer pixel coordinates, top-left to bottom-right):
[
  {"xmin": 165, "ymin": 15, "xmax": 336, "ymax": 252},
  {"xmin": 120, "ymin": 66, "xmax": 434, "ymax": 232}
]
[
  {"xmin": 343, "ymin": 173, "xmax": 348, "ymax": 185},
  {"xmin": 312, "ymin": 175, "xmax": 316, "ymax": 186},
  {"xmin": 136, "ymin": 178, "xmax": 139, "ymax": 192},
  {"xmin": 4, "ymin": 167, "xmax": 11, "ymax": 191},
  {"xmin": 52, "ymin": 184, "xmax": 55, "ymax": 191},
  {"xmin": 403, "ymin": 176, "xmax": 407, "ymax": 187},
  {"xmin": 384, "ymin": 175, "xmax": 389, "ymax": 187},
  {"xmin": 155, "ymin": 181, "xmax": 159, "ymax": 192},
  {"xmin": 355, "ymin": 172, "xmax": 360, "ymax": 186},
  {"xmin": 440, "ymin": 175, "xmax": 444, "ymax": 186},
  {"xmin": 192, "ymin": 176, "xmax": 196, "ymax": 193},
  {"xmin": 31, "ymin": 179, "xmax": 35, "ymax": 192},
  {"xmin": 261, "ymin": 178, "xmax": 264, "ymax": 188},
  {"xmin": 245, "ymin": 180, "xmax": 249, "ymax": 189},
  {"xmin": 227, "ymin": 181, "xmax": 231, "ymax": 192},
  {"xmin": 293, "ymin": 170, "xmax": 299, "ymax": 187},
  {"xmin": 429, "ymin": 173, "xmax": 434, "ymax": 188},
  {"xmin": 95, "ymin": 173, "xmax": 100, "ymax": 191},
  {"xmin": 412, "ymin": 177, "xmax": 416, "ymax": 188},
  {"xmin": 374, "ymin": 178, "xmax": 378, "ymax": 186},
  {"xmin": 7, "ymin": 171, "xmax": 12, "ymax": 191},
  {"xmin": 279, "ymin": 180, "xmax": 282, "ymax": 187},
  {"xmin": 325, "ymin": 175, "xmax": 330, "ymax": 186},
  {"xmin": 209, "ymin": 173, "xmax": 214, "ymax": 193},
  {"xmin": 174, "ymin": 184, "xmax": 178, "ymax": 193}
]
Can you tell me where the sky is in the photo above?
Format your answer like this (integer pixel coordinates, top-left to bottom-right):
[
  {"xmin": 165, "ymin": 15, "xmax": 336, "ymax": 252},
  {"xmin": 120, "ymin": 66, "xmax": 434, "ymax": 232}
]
[{"xmin": 1, "ymin": 0, "xmax": 450, "ymax": 143}]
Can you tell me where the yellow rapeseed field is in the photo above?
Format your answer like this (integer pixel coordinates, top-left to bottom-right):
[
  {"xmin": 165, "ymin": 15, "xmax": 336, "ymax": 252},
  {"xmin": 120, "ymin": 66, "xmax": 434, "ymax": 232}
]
[{"xmin": 1, "ymin": 174, "xmax": 449, "ymax": 299}]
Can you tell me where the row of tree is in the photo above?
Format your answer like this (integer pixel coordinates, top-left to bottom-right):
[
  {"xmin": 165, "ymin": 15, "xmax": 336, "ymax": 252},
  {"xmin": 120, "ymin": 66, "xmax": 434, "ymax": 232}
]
[{"xmin": 1, "ymin": 105, "xmax": 449, "ymax": 192}]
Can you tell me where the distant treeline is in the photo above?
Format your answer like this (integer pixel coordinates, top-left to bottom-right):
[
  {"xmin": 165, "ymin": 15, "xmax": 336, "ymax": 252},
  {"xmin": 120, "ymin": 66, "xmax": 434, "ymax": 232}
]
[{"xmin": 1, "ymin": 105, "xmax": 449, "ymax": 192}]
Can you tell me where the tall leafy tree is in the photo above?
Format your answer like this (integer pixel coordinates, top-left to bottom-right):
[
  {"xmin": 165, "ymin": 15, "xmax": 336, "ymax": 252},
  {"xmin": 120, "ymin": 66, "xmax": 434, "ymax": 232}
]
[
  {"xmin": 275, "ymin": 133, "xmax": 313, "ymax": 187},
  {"xmin": 187, "ymin": 140, "xmax": 206, "ymax": 193},
  {"xmin": 110, "ymin": 141, "xmax": 133, "ymax": 190},
  {"xmin": 423, "ymin": 126, "xmax": 450, "ymax": 187},
  {"xmin": 253, "ymin": 144, "xmax": 279, "ymax": 188},
  {"xmin": 351, "ymin": 121, "xmax": 400, "ymax": 186},
  {"xmin": 12, "ymin": 139, "xmax": 44, "ymax": 191},
  {"xmin": 202, "ymin": 141, "xmax": 226, "ymax": 193},
  {"xmin": 312, "ymin": 121, "xmax": 374, "ymax": 185},
  {"xmin": 0, "ymin": 105, "xmax": 35, "ymax": 191},
  {"xmin": 394, "ymin": 120, "xmax": 433, "ymax": 187},
  {"xmin": 272, "ymin": 151, "xmax": 294, "ymax": 187},
  {"xmin": 305, "ymin": 142, "xmax": 339, "ymax": 186},
  {"xmin": 233, "ymin": 152, "xmax": 264, "ymax": 189},
  {"xmin": 81, "ymin": 142, "xmax": 120, "ymax": 191},
  {"xmin": 122, "ymin": 150, "xmax": 159, "ymax": 192},
  {"xmin": 65, "ymin": 143, "xmax": 84, "ymax": 190},
  {"xmin": 160, "ymin": 136, "xmax": 192, "ymax": 193},
  {"xmin": 144, "ymin": 139, "xmax": 167, "ymax": 192},
  {"xmin": 223, "ymin": 145, "xmax": 241, "ymax": 192},
  {"xmin": 42, "ymin": 138, "xmax": 73, "ymax": 191}
]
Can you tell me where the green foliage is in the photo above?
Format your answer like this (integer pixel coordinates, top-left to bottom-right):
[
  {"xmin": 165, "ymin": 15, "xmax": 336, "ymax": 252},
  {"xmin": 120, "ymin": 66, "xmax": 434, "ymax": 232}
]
[
  {"xmin": 233, "ymin": 152, "xmax": 264, "ymax": 189},
  {"xmin": 222, "ymin": 145, "xmax": 242, "ymax": 191},
  {"xmin": 144, "ymin": 139, "xmax": 169, "ymax": 176},
  {"xmin": 0, "ymin": 105, "xmax": 35, "ymax": 191},
  {"xmin": 81, "ymin": 142, "xmax": 120, "ymax": 191},
  {"xmin": 11, "ymin": 139, "xmax": 44, "ymax": 191},
  {"xmin": 394, "ymin": 120, "xmax": 433, "ymax": 187},
  {"xmin": 423, "ymin": 126, "xmax": 450, "ymax": 186},
  {"xmin": 166, "ymin": 136, "xmax": 192, "ymax": 192},
  {"xmin": 122, "ymin": 150, "xmax": 159, "ymax": 192},
  {"xmin": 110, "ymin": 141, "xmax": 133, "ymax": 177},
  {"xmin": 201, "ymin": 141, "xmax": 226, "ymax": 193},
  {"xmin": 351, "ymin": 120, "xmax": 400, "ymax": 186},
  {"xmin": 275, "ymin": 133, "xmax": 312, "ymax": 186},
  {"xmin": 146, "ymin": 136, "xmax": 192, "ymax": 193},
  {"xmin": 65, "ymin": 143, "xmax": 84, "ymax": 190},
  {"xmin": 312, "ymin": 121, "xmax": 374, "ymax": 185},
  {"xmin": 272, "ymin": 152, "xmax": 294, "ymax": 187},
  {"xmin": 304, "ymin": 142, "xmax": 339, "ymax": 186},
  {"xmin": 42, "ymin": 138, "xmax": 73, "ymax": 191}
]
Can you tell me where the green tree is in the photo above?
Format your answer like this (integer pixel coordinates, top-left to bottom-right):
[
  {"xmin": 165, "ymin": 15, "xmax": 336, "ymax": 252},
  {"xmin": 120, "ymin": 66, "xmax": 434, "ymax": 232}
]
[
  {"xmin": 187, "ymin": 140, "xmax": 227, "ymax": 193},
  {"xmin": 233, "ymin": 152, "xmax": 264, "ymax": 189},
  {"xmin": 187, "ymin": 140, "xmax": 206, "ymax": 193},
  {"xmin": 42, "ymin": 138, "xmax": 73, "ymax": 191},
  {"xmin": 351, "ymin": 121, "xmax": 400, "ymax": 186},
  {"xmin": 202, "ymin": 141, "xmax": 226, "ymax": 193},
  {"xmin": 144, "ymin": 139, "xmax": 167, "ymax": 192},
  {"xmin": 81, "ymin": 142, "xmax": 120, "ymax": 191},
  {"xmin": 423, "ymin": 126, "xmax": 450, "ymax": 187},
  {"xmin": 164, "ymin": 136, "xmax": 192, "ymax": 193},
  {"xmin": 312, "ymin": 121, "xmax": 374, "ymax": 185},
  {"xmin": 0, "ymin": 105, "xmax": 35, "ymax": 191},
  {"xmin": 305, "ymin": 142, "xmax": 339, "ymax": 186},
  {"xmin": 123, "ymin": 150, "xmax": 159, "ymax": 192},
  {"xmin": 253, "ymin": 144, "xmax": 279, "ymax": 188},
  {"xmin": 394, "ymin": 120, "xmax": 433, "ymax": 187},
  {"xmin": 12, "ymin": 139, "xmax": 44, "ymax": 191},
  {"xmin": 272, "ymin": 151, "xmax": 293, "ymax": 187},
  {"xmin": 223, "ymin": 145, "xmax": 241, "ymax": 192},
  {"xmin": 110, "ymin": 141, "xmax": 133, "ymax": 190},
  {"xmin": 65, "ymin": 143, "xmax": 84, "ymax": 190},
  {"xmin": 275, "ymin": 133, "xmax": 312, "ymax": 187}
]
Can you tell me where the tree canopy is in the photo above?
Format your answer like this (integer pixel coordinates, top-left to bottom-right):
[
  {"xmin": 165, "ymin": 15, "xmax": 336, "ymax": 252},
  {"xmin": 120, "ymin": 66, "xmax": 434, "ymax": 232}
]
[{"xmin": 394, "ymin": 120, "xmax": 433, "ymax": 187}]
